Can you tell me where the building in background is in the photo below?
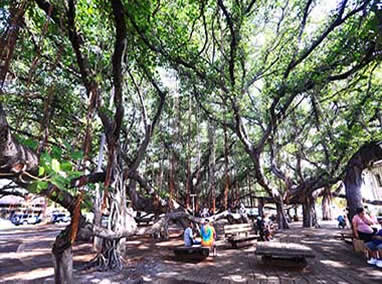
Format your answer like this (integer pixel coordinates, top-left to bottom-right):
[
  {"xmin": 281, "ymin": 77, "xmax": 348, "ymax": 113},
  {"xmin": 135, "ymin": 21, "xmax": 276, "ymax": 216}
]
[{"xmin": 361, "ymin": 160, "xmax": 382, "ymax": 202}]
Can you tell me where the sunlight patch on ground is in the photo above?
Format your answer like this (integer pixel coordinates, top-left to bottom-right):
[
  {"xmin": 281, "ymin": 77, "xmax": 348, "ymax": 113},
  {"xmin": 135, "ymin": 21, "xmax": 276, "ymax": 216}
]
[
  {"xmin": 2, "ymin": 267, "xmax": 54, "ymax": 281},
  {"xmin": 300, "ymin": 240, "xmax": 319, "ymax": 244},
  {"xmin": 73, "ymin": 253, "xmax": 96, "ymax": 262},
  {"xmin": 253, "ymin": 273, "xmax": 269, "ymax": 280},
  {"xmin": 320, "ymin": 259, "xmax": 346, "ymax": 268},
  {"xmin": 72, "ymin": 243, "xmax": 93, "ymax": 252},
  {"xmin": 157, "ymin": 271, "xmax": 179, "ymax": 277},
  {"xmin": 0, "ymin": 250, "xmax": 49, "ymax": 260},
  {"xmin": 126, "ymin": 240, "xmax": 142, "ymax": 245},
  {"xmin": 223, "ymin": 274, "xmax": 248, "ymax": 282}
]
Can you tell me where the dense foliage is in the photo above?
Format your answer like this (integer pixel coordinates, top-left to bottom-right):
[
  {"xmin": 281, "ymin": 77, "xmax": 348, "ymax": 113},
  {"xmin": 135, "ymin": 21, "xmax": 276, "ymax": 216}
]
[{"xmin": 0, "ymin": 0, "xmax": 381, "ymax": 212}]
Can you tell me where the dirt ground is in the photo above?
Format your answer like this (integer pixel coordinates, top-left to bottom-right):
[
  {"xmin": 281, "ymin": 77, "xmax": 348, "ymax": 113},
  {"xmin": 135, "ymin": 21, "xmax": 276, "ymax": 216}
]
[{"xmin": 1, "ymin": 221, "xmax": 382, "ymax": 283}]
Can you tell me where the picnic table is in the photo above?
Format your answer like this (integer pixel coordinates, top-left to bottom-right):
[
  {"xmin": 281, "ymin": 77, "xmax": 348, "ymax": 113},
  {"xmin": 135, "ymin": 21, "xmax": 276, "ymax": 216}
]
[
  {"xmin": 224, "ymin": 223, "xmax": 259, "ymax": 248},
  {"xmin": 255, "ymin": 242, "xmax": 315, "ymax": 268}
]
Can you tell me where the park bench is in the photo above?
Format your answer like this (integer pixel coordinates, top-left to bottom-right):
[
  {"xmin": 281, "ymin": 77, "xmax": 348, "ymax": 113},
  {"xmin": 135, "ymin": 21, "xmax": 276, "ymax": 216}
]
[
  {"xmin": 173, "ymin": 245, "xmax": 210, "ymax": 261},
  {"xmin": 338, "ymin": 230, "xmax": 354, "ymax": 244},
  {"xmin": 255, "ymin": 242, "xmax": 315, "ymax": 268},
  {"xmin": 336, "ymin": 231, "xmax": 368, "ymax": 253},
  {"xmin": 134, "ymin": 213, "xmax": 155, "ymax": 226},
  {"xmin": 224, "ymin": 223, "xmax": 259, "ymax": 248}
]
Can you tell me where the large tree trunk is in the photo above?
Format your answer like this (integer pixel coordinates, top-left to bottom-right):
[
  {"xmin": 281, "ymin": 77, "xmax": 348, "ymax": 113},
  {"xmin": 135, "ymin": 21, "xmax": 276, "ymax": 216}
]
[
  {"xmin": 248, "ymin": 175, "xmax": 253, "ymax": 208},
  {"xmin": 185, "ymin": 92, "xmax": 192, "ymax": 209},
  {"xmin": 223, "ymin": 123, "xmax": 230, "ymax": 210},
  {"xmin": 93, "ymin": 133, "xmax": 106, "ymax": 251},
  {"xmin": 91, "ymin": 166, "xmax": 137, "ymax": 271},
  {"xmin": 321, "ymin": 186, "xmax": 333, "ymax": 220},
  {"xmin": 258, "ymin": 197, "xmax": 264, "ymax": 217},
  {"xmin": 92, "ymin": 0, "xmax": 132, "ymax": 271},
  {"xmin": 276, "ymin": 199, "xmax": 289, "ymax": 229},
  {"xmin": 302, "ymin": 196, "xmax": 317, "ymax": 228},
  {"xmin": 344, "ymin": 142, "xmax": 382, "ymax": 220},
  {"xmin": 52, "ymin": 230, "xmax": 73, "ymax": 284},
  {"xmin": 169, "ymin": 154, "xmax": 176, "ymax": 208},
  {"xmin": 208, "ymin": 121, "xmax": 216, "ymax": 214},
  {"xmin": 52, "ymin": 216, "xmax": 92, "ymax": 284},
  {"xmin": 53, "ymin": 246, "xmax": 72, "ymax": 284}
]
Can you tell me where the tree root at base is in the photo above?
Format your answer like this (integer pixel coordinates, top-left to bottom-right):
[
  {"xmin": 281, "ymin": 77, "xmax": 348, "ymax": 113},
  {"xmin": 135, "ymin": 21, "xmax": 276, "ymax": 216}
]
[{"xmin": 80, "ymin": 245, "xmax": 123, "ymax": 272}]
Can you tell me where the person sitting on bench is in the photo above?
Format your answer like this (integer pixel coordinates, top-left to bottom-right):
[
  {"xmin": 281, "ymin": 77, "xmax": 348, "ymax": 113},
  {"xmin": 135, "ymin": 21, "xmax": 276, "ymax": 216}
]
[
  {"xmin": 184, "ymin": 221, "xmax": 200, "ymax": 247},
  {"xmin": 366, "ymin": 228, "xmax": 382, "ymax": 267},
  {"xmin": 257, "ymin": 214, "xmax": 272, "ymax": 241},
  {"xmin": 352, "ymin": 207, "xmax": 378, "ymax": 265},
  {"xmin": 200, "ymin": 219, "xmax": 217, "ymax": 256},
  {"xmin": 352, "ymin": 207, "xmax": 377, "ymax": 242}
]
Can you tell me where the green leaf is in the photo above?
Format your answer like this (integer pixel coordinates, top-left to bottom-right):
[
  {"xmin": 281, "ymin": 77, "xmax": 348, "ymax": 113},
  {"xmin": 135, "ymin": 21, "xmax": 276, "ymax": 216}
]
[
  {"xmin": 52, "ymin": 159, "xmax": 60, "ymax": 172},
  {"xmin": 63, "ymin": 141, "xmax": 72, "ymax": 151},
  {"xmin": 38, "ymin": 166, "xmax": 45, "ymax": 176},
  {"xmin": 36, "ymin": 181, "xmax": 49, "ymax": 191},
  {"xmin": 61, "ymin": 162, "xmax": 72, "ymax": 172},
  {"xmin": 41, "ymin": 152, "xmax": 52, "ymax": 165},
  {"xmin": 51, "ymin": 175, "xmax": 67, "ymax": 189},
  {"xmin": 28, "ymin": 183, "xmax": 38, "ymax": 193},
  {"xmin": 71, "ymin": 151, "xmax": 83, "ymax": 160},
  {"xmin": 22, "ymin": 138, "xmax": 38, "ymax": 150},
  {"xmin": 51, "ymin": 146, "xmax": 63, "ymax": 159}
]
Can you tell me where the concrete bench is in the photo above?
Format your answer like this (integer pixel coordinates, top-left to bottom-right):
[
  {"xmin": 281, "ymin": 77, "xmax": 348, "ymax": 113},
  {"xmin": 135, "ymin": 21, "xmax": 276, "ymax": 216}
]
[
  {"xmin": 255, "ymin": 242, "xmax": 315, "ymax": 268},
  {"xmin": 224, "ymin": 223, "xmax": 259, "ymax": 248},
  {"xmin": 173, "ymin": 246, "xmax": 210, "ymax": 261}
]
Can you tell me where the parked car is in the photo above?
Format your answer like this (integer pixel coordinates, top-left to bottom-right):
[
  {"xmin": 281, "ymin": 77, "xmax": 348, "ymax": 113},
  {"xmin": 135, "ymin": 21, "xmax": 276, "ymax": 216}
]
[
  {"xmin": 51, "ymin": 212, "xmax": 70, "ymax": 223},
  {"xmin": 11, "ymin": 214, "xmax": 28, "ymax": 225},
  {"xmin": 11, "ymin": 214, "xmax": 41, "ymax": 225},
  {"xmin": 27, "ymin": 215, "xmax": 42, "ymax": 225}
]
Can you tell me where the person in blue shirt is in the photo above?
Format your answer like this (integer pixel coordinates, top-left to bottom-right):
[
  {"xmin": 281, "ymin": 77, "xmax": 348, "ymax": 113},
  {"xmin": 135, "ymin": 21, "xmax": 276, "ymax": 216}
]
[
  {"xmin": 337, "ymin": 215, "xmax": 346, "ymax": 229},
  {"xmin": 184, "ymin": 221, "xmax": 200, "ymax": 247}
]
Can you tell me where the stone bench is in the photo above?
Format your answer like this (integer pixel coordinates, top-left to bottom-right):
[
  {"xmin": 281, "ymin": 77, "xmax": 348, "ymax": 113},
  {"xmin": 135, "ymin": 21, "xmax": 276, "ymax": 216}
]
[
  {"xmin": 256, "ymin": 242, "xmax": 315, "ymax": 268},
  {"xmin": 173, "ymin": 245, "xmax": 210, "ymax": 261}
]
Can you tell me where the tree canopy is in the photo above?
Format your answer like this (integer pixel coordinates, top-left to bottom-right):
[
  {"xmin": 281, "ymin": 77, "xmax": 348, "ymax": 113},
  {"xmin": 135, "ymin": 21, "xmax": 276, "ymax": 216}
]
[{"xmin": 0, "ymin": 0, "xmax": 381, "ymax": 232}]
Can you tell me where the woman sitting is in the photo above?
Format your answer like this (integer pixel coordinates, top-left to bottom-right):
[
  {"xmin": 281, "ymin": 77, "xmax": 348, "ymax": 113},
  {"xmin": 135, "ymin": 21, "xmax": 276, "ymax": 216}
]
[
  {"xmin": 352, "ymin": 207, "xmax": 377, "ymax": 241},
  {"xmin": 352, "ymin": 207, "xmax": 378, "ymax": 265}
]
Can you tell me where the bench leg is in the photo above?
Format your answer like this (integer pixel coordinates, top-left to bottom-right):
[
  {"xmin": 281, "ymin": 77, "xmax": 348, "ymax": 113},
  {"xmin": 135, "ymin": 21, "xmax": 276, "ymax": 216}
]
[{"xmin": 256, "ymin": 255, "xmax": 264, "ymax": 264}]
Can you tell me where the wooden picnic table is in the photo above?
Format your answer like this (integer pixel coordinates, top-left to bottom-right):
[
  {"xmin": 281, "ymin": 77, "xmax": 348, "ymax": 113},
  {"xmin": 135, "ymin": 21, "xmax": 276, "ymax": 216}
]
[{"xmin": 224, "ymin": 223, "xmax": 259, "ymax": 248}]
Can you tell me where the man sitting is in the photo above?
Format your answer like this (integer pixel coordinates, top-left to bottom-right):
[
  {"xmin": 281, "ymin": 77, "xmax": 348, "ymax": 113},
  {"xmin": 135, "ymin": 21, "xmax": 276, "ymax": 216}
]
[{"xmin": 184, "ymin": 221, "xmax": 200, "ymax": 247}]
